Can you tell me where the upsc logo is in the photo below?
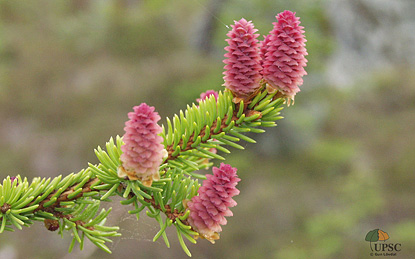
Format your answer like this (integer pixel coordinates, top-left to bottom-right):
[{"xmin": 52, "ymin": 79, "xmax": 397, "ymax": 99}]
[{"xmin": 365, "ymin": 229, "xmax": 401, "ymax": 256}]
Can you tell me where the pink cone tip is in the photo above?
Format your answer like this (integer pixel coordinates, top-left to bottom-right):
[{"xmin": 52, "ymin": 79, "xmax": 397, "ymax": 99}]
[{"xmin": 197, "ymin": 90, "xmax": 219, "ymax": 103}]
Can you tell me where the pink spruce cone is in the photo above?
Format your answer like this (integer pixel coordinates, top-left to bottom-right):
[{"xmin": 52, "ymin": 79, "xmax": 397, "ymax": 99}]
[
  {"xmin": 119, "ymin": 103, "xmax": 166, "ymax": 186},
  {"xmin": 197, "ymin": 90, "xmax": 219, "ymax": 103},
  {"xmin": 262, "ymin": 10, "xmax": 308, "ymax": 102},
  {"xmin": 187, "ymin": 163, "xmax": 240, "ymax": 243},
  {"xmin": 223, "ymin": 18, "xmax": 262, "ymax": 103}
]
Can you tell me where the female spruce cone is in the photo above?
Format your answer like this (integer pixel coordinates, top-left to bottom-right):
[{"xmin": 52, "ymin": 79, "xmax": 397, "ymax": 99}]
[
  {"xmin": 118, "ymin": 103, "xmax": 166, "ymax": 186},
  {"xmin": 262, "ymin": 10, "xmax": 308, "ymax": 102},
  {"xmin": 197, "ymin": 90, "xmax": 219, "ymax": 103},
  {"xmin": 223, "ymin": 19, "xmax": 262, "ymax": 103},
  {"xmin": 187, "ymin": 163, "xmax": 240, "ymax": 243}
]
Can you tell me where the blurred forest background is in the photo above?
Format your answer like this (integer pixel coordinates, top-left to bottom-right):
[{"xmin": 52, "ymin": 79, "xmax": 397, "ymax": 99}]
[{"xmin": 0, "ymin": 0, "xmax": 415, "ymax": 258}]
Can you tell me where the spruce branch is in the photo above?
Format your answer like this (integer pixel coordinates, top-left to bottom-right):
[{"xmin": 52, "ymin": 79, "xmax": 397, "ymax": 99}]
[{"xmin": 0, "ymin": 87, "xmax": 285, "ymax": 255}]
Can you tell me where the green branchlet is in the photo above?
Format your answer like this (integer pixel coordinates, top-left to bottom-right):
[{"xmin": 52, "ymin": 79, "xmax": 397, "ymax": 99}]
[{"xmin": 0, "ymin": 86, "xmax": 285, "ymax": 256}]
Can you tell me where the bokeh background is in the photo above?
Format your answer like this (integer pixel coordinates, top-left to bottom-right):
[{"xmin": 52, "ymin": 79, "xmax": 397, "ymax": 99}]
[{"xmin": 1, "ymin": 0, "xmax": 414, "ymax": 258}]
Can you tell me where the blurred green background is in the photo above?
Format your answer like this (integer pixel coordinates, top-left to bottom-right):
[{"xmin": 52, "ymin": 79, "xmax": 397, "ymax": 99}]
[{"xmin": 0, "ymin": 0, "xmax": 414, "ymax": 258}]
